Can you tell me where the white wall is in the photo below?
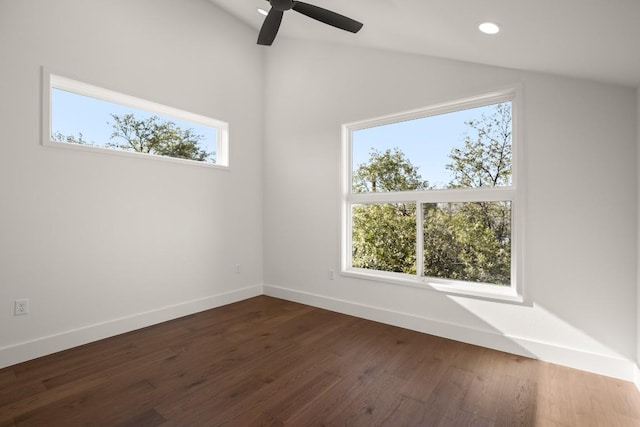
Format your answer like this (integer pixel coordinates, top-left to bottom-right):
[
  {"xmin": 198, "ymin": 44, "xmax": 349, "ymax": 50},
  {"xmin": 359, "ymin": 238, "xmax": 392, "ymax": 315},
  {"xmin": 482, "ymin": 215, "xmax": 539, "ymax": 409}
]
[
  {"xmin": 637, "ymin": 87, "xmax": 640, "ymax": 388},
  {"xmin": 263, "ymin": 38, "xmax": 638, "ymax": 380},
  {"xmin": 0, "ymin": 0, "xmax": 263, "ymax": 367}
]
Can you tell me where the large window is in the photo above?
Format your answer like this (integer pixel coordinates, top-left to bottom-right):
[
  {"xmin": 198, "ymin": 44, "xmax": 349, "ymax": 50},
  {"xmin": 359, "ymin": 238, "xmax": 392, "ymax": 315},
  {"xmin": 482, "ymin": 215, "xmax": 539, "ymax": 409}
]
[
  {"xmin": 342, "ymin": 90, "xmax": 522, "ymax": 301},
  {"xmin": 42, "ymin": 70, "xmax": 229, "ymax": 167}
]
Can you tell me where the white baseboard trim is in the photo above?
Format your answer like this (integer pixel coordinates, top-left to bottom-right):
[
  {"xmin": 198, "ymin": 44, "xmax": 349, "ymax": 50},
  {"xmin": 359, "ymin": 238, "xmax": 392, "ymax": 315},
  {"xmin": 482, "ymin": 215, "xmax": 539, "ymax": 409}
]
[
  {"xmin": 0, "ymin": 284, "xmax": 263, "ymax": 370},
  {"xmin": 264, "ymin": 284, "xmax": 636, "ymax": 383},
  {"xmin": 3, "ymin": 283, "xmax": 635, "ymax": 385}
]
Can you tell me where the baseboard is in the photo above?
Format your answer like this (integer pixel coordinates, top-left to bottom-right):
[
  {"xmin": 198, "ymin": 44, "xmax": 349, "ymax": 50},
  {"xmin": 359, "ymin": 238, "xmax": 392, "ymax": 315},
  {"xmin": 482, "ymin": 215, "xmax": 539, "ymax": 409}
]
[
  {"xmin": 0, "ymin": 284, "xmax": 263, "ymax": 369},
  {"xmin": 264, "ymin": 284, "xmax": 636, "ymax": 383},
  {"xmin": 4, "ymin": 282, "xmax": 635, "ymax": 385}
]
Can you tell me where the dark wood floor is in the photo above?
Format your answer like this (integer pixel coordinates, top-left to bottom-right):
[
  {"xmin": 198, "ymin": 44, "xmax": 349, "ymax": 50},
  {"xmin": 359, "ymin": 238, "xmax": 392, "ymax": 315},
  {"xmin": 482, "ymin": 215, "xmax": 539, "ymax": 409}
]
[{"xmin": 1, "ymin": 296, "xmax": 639, "ymax": 426}]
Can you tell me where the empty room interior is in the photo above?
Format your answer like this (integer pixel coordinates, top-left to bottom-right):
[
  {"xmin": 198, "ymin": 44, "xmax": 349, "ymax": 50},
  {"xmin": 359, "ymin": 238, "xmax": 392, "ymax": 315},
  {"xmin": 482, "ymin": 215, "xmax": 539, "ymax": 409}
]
[{"xmin": 1, "ymin": 0, "xmax": 640, "ymax": 425}]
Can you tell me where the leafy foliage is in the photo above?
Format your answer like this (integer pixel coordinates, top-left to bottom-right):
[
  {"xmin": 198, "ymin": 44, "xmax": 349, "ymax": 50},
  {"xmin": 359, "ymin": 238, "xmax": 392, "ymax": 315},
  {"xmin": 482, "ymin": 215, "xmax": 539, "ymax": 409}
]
[
  {"xmin": 51, "ymin": 131, "xmax": 91, "ymax": 145},
  {"xmin": 351, "ymin": 149, "xmax": 426, "ymax": 274},
  {"xmin": 447, "ymin": 102, "xmax": 512, "ymax": 188},
  {"xmin": 351, "ymin": 103, "xmax": 512, "ymax": 286},
  {"xmin": 423, "ymin": 202, "xmax": 511, "ymax": 285},
  {"xmin": 108, "ymin": 114, "xmax": 213, "ymax": 162},
  {"xmin": 53, "ymin": 114, "xmax": 214, "ymax": 162},
  {"xmin": 353, "ymin": 148, "xmax": 429, "ymax": 193},
  {"xmin": 352, "ymin": 203, "xmax": 417, "ymax": 274}
]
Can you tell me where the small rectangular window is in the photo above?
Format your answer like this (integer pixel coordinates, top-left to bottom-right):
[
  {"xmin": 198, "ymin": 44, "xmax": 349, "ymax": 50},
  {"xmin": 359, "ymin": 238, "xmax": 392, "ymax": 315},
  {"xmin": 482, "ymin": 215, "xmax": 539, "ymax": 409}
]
[
  {"xmin": 342, "ymin": 89, "xmax": 522, "ymax": 301},
  {"xmin": 42, "ymin": 71, "xmax": 229, "ymax": 167}
]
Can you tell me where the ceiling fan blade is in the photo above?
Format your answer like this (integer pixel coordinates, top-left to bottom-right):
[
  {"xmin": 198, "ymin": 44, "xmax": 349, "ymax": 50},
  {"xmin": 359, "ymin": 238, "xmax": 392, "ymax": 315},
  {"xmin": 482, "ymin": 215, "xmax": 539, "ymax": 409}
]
[
  {"xmin": 292, "ymin": 2, "xmax": 363, "ymax": 33},
  {"xmin": 257, "ymin": 8, "xmax": 284, "ymax": 45}
]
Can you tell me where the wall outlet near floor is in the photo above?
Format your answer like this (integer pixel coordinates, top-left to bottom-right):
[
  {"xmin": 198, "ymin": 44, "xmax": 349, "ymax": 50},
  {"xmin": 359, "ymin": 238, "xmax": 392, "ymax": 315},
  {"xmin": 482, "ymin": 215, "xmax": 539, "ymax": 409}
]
[
  {"xmin": 235, "ymin": 264, "xmax": 241, "ymax": 274},
  {"xmin": 14, "ymin": 299, "xmax": 29, "ymax": 316},
  {"xmin": 329, "ymin": 270, "xmax": 336, "ymax": 280}
]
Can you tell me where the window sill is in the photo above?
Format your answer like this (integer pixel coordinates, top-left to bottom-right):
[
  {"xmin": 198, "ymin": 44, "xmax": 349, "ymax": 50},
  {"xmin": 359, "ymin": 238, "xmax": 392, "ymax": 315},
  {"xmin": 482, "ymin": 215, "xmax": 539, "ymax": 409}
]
[
  {"xmin": 43, "ymin": 139, "xmax": 229, "ymax": 170},
  {"xmin": 341, "ymin": 268, "xmax": 524, "ymax": 304}
]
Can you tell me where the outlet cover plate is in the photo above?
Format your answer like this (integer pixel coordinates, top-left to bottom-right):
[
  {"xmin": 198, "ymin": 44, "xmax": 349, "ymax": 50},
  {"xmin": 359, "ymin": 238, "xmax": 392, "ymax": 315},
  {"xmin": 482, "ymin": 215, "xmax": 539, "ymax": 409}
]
[{"xmin": 14, "ymin": 299, "xmax": 29, "ymax": 316}]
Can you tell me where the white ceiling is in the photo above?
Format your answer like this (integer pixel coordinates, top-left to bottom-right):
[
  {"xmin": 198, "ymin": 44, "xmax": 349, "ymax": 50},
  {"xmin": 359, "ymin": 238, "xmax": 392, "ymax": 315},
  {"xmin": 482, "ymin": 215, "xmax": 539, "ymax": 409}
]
[{"xmin": 209, "ymin": 0, "xmax": 640, "ymax": 88}]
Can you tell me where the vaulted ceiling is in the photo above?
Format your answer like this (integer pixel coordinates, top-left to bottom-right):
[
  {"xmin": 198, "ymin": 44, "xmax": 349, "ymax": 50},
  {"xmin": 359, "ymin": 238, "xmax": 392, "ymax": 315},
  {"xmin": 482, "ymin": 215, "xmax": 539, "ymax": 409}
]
[{"xmin": 209, "ymin": 0, "xmax": 640, "ymax": 88}]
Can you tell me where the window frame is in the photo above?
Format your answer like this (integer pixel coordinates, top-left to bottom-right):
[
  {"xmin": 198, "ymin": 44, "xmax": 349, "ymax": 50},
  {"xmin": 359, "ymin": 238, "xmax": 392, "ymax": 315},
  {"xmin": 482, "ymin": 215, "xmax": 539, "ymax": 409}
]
[
  {"xmin": 341, "ymin": 88, "xmax": 524, "ymax": 302},
  {"xmin": 41, "ymin": 68, "xmax": 229, "ymax": 168}
]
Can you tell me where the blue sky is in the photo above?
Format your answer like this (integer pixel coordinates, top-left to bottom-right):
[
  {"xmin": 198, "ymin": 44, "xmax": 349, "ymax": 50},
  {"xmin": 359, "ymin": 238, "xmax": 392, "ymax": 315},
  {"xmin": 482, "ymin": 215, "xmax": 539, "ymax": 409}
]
[
  {"xmin": 51, "ymin": 88, "xmax": 218, "ymax": 159},
  {"xmin": 352, "ymin": 104, "xmax": 499, "ymax": 189}
]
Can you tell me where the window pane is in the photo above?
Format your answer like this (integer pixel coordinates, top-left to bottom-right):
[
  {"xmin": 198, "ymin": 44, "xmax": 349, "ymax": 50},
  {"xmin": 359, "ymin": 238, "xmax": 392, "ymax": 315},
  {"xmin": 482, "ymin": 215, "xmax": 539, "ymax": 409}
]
[
  {"xmin": 352, "ymin": 203, "xmax": 417, "ymax": 274},
  {"xmin": 51, "ymin": 88, "xmax": 218, "ymax": 164},
  {"xmin": 352, "ymin": 102, "xmax": 511, "ymax": 192},
  {"xmin": 423, "ymin": 201, "xmax": 511, "ymax": 285}
]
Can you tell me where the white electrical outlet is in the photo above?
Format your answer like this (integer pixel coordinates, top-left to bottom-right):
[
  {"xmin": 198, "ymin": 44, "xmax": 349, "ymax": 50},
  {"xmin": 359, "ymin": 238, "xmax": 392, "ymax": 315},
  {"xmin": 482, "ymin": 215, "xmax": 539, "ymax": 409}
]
[
  {"xmin": 235, "ymin": 264, "xmax": 241, "ymax": 274},
  {"xmin": 329, "ymin": 270, "xmax": 336, "ymax": 280},
  {"xmin": 14, "ymin": 299, "xmax": 29, "ymax": 316}
]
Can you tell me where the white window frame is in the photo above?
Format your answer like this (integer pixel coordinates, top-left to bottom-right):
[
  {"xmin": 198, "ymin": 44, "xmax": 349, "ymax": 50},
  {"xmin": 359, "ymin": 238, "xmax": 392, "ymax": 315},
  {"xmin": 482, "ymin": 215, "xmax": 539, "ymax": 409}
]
[
  {"xmin": 41, "ymin": 68, "xmax": 229, "ymax": 168},
  {"xmin": 341, "ymin": 88, "xmax": 524, "ymax": 302}
]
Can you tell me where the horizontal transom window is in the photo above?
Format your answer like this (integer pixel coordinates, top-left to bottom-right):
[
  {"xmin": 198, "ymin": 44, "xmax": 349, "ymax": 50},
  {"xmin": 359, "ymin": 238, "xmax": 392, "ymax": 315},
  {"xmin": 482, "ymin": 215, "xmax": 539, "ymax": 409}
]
[{"xmin": 42, "ymin": 70, "xmax": 229, "ymax": 167}]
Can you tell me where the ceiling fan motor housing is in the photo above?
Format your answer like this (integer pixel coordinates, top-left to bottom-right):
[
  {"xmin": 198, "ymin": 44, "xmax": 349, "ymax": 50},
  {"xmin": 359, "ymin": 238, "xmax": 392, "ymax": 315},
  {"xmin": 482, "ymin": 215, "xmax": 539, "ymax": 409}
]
[{"xmin": 270, "ymin": 0, "xmax": 294, "ymax": 11}]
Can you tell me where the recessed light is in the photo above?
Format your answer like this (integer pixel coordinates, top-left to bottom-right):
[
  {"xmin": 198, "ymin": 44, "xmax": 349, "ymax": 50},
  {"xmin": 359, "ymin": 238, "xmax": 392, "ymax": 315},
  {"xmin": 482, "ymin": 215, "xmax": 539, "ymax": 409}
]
[
  {"xmin": 479, "ymin": 22, "xmax": 500, "ymax": 35},
  {"xmin": 258, "ymin": 8, "xmax": 269, "ymax": 16}
]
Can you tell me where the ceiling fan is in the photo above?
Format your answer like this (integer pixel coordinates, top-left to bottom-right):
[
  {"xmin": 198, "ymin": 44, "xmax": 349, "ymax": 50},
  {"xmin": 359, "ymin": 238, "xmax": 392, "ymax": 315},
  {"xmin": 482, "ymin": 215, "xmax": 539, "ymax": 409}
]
[{"xmin": 257, "ymin": 0, "xmax": 363, "ymax": 46}]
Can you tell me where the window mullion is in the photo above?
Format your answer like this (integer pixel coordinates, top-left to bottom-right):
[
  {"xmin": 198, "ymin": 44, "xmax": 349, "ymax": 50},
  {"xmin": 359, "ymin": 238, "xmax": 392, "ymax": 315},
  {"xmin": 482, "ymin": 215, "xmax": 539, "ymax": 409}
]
[
  {"xmin": 416, "ymin": 201, "xmax": 424, "ymax": 278},
  {"xmin": 348, "ymin": 187, "xmax": 515, "ymax": 204}
]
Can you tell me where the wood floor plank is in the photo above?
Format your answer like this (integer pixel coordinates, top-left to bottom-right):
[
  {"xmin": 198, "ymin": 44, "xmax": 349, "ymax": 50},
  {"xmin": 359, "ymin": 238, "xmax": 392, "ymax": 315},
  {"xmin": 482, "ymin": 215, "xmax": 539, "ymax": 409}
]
[
  {"xmin": 396, "ymin": 354, "xmax": 446, "ymax": 403},
  {"xmin": 462, "ymin": 372, "xmax": 504, "ymax": 421},
  {"xmin": 459, "ymin": 347, "xmax": 511, "ymax": 422},
  {"xmin": 536, "ymin": 363, "xmax": 578, "ymax": 425},
  {"xmin": 267, "ymin": 371, "xmax": 343, "ymax": 424},
  {"xmin": 379, "ymin": 395, "xmax": 428, "ymax": 427},
  {"xmin": 283, "ymin": 373, "xmax": 361, "ymax": 425},
  {"xmin": 454, "ymin": 409, "xmax": 495, "ymax": 427},
  {"xmin": 114, "ymin": 408, "xmax": 167, "ymax": 427},
  {"xmin": 0, "ymin": 375, "xmax": 108, "ymax": 425},
  {"xmin": 5, "ymin": 348, "xmax": 176, "ymax": 426},
  {"xmin": 219, "ymin": 368, "xmax": 342, "ymax": 426},
  {"xmin": 325, "ymin": 373, "xmax": 406, "ymax": 426},
  {"xmin": 14, "ymin": 379, "xmax": 158, "ymax": 427},
  {"xmin": 0, "ymin": 381, "xmax": 46, "ymax": 408},
  {"xmin": 0, "ymin": 370, "xmax": 16, "ymax": 388},
  {"xmin": 152, "ymin": 345, "xmax": 288, "ymax": 421},
  {"xmin": 421, "ymin": 366, "xmax": 476, "ymax": 426},
  {"xmin": 0, "ymin": 296, "xmax": 638, "ymax": 426},
  {"xmin": 383, "ymin": 331, "xmax": 443, "ymax": 381},
  {"xmin": 495, "ymin": 375, "xmax": 537, "ymax": 426}
]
